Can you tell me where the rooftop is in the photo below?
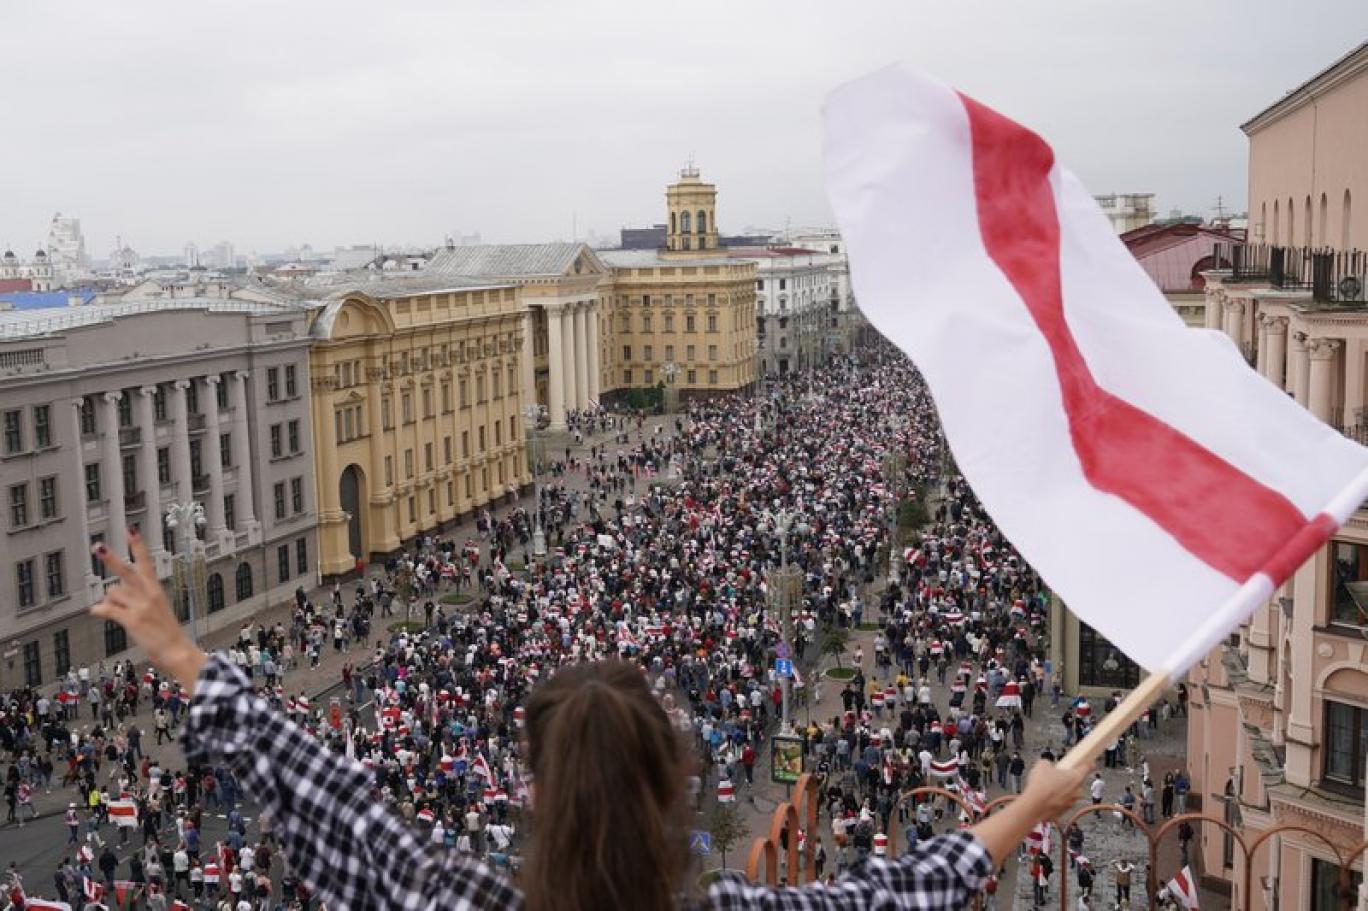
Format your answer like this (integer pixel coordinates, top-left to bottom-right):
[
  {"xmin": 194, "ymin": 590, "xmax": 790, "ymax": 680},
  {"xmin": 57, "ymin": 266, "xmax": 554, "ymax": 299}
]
[
  {"xmin": 598, "ymin": 249, "xmax": 741, "ymax": 269},
  {"xmin": 426, "ymin": 243, "xmax": 594, "ymax": 278},
  {"xmin": 1242, "ymin": 40, "xmax": 1368, "ymax": 134},
  {"xmin": 300, "ymin": 272, "xmax": 512, "ymax": 301},
  {"xmin": 0, "ymin": 296, "xmax": 307, "ymax": 341}
]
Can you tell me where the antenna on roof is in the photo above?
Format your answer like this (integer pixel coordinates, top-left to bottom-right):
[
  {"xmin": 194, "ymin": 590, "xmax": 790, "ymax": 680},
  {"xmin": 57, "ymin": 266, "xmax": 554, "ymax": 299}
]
[
  {"xmin": 681, "ymin": 153, "xmax": 699, "ymax": 179},
  {"xmin": 1213, "ymin": 195, "xmax": 1229, "ymax": 222}
]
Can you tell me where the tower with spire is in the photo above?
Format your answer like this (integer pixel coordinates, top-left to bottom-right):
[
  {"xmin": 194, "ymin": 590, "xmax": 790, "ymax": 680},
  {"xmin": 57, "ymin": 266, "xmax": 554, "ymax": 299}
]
[{"xmin": 663, "ymin": 160, "xmax": 720, "ymax": 256}]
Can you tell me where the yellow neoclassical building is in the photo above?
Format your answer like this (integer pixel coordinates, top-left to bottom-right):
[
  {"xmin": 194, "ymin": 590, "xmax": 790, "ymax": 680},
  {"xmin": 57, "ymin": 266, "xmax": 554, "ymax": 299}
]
[
  {"xmin": 306, "ymin": 276, "xmax": 528, "ymax": 576},
  {"xmin": 600, "ymin": 167, "xmax": 759, "ymax": 396}
]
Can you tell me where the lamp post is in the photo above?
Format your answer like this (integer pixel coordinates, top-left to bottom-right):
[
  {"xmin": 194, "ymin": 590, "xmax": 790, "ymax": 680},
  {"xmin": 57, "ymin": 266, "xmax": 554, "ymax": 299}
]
[
  {"xmin": 521, "ymin": 403, "xmax": 548, "ymax": 559},
  {"xmin": 164, "ymin": 499, "xmax": 206, "ymax": 644},
  {"xmin": 767, "ymin": 509, "xmax": 801, "ymax": 736}
]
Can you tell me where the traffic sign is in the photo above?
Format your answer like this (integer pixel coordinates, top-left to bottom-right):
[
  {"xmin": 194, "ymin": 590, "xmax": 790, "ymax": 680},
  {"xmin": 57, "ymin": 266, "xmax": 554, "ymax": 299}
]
[
  {"xmin": 775, "ymin": 641, "xmax": 791, "ymax": 660},
  {"xmin": 690, "ymin": 830, "xmax": 712, "ymax": 856},
  {"xmin": 775, "ymin": 658, "xmax": 793, "ymax": 678}
]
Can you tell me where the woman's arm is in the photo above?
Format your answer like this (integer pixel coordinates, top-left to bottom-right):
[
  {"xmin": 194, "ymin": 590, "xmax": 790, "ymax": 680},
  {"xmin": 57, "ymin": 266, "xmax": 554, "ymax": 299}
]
[{"xmin": 90, "ymin": 529, "xmax": 521, "ymax": 911}]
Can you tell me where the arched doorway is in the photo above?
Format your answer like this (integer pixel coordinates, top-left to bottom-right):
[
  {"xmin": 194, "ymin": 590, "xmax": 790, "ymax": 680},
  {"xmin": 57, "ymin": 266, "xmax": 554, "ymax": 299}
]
[{"xmin": 339, "ymin": 464, "xmax": 367, "ymax": 563}]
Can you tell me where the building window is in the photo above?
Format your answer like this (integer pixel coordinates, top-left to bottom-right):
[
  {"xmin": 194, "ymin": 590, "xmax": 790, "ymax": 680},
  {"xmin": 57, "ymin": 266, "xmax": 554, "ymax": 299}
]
[
  {"xmin": 16, "ymin": 558, "xmax": 35, "ymax": 609},
  {"xmin": 623, "ymin": 369, "xmax": 632, "ymax": 385},
  {"xmin": 423, "ymin": 388, "xmax": 433, "ymax": 418},
  {"xmin": 285, "ymin": 365, "xmax": 297, "ymax": 397},
  {"xmin": 9, "ymin": 483, "xmax": 28, "ymax": 529},
  {"xmin": 291, "ymin": 477, "xmax": 304, "ymax": 513},
  {"xmin": 1078, "ymin": 621, "xmax": 1141, "ymax": 689},
  {"xmin": 707, "ymin": 313, "xmax": 718, "ymax": 333},
  {"xmin": 642, "ymin": 314, "xmax": 653, "ymax": 333},
  {"xmin": 39, "ymin": 477, "xmax": 56, "ymax": 520},
  {"xmin": 117, "ymin": 393, "xmax": 133, "ymax": 428},
  {"xmin": 686, "ymin": 344, "xmax": 696, "ymax": 361},
  {"xmin": 382, "ymin": 397, "xmax": 393, "ymax": 429},
  {"xmin": 235, "ymin": 562, "xmax": 253, "ymax": 601},
  {"xmin": 153, "ymin": 386, "xmax": 167, "ymax": 421},
  {"xmin": 447, "ymin": 481, "xmax": 455, "ymax": 506},
  {"xmin": 157, "ymin": 448, "xmax": 171, "ymax": 484},
  {"xmin": 1323, "ymin": 700, "xmax": 1367, "ymax": 791},
  {"xmin": 32, "ymin": 405, "xmax": 50, "ymax": 448},
  {"xmin": 478, "ymin": 426, "xmax": 486, "ymax": 451},
  {"xmin": 22, "ymin": 641, "xmax": 40, "ymax": 687},
  {"xmin": 424, "ymin": 442, "xmax": 434, "ymax": 472},
  {"xmin": 444, "ymin": 436, "xmax": 452, "ymax": 463},
  {"xmin": 408, "ymin": 497, "xmax": 416, "ymax": 523},
  {"xmin": 428, "ymin": 489, "xmax": 436, "ymax": 515},
  {"xmin": 274, "ymin": 482, "xmax": 286, "ymax": 520},
  {"xmin": 686, "ymin": 315, "xmax": 696, "ymax": 333},
  {"xmin": 190, "ymin": 439, "xmax": 203, "ymax": 482},
  {"xmin": 1330, "ymin": 540, "xmax": 1368, "ymax": 627},
  {"xmin": 224, "ymin": 494, "xmax": 235, "ymax": 531},
  {"xmin": 3, "ymin": 410, "xmax": 22, "ymax": 454},
  {"xmin": 45, "ymin": 551, "xmax": 64, "ymax": 598},
  {"xmin": 708, "ymin": 369, "xmax": 718, "ymax": 385},
  {"xmin": 277, "ymin": 545, "xmax": 291, "ymax": 583},
  {"xmin": 644, "ymin": 369, "xmax": 654, "ymax": 385},
  {"xmin": 84, "ymin": 464, "xmax": 102, "ymax": 504},
  {"xmin": 207, "ymin": 573, "xmax": 225, "ymax": 613},
  {"xmin": 402, "ymin": 393, "xmax": 413, "ymax": 424},
  {"xmin": 441, "ymin": 382, "xmax": 452, "ymax": 412},
  {"xmin": 53, "ymin": 630, "xmax": 70, "ymax": 677},
  {"xmin": 459, "ymin": 380, "xmax": 469, "ymax": 409},
  {"xmin": 90, "ymin": 534, "xmax": 106, "ymax": 579},
  {"xmin": 104, "ymin": 620, "xmax": 127, "ymax": 657},
  {"xmin": 476, "ymin": 375, "xmax": 486, "ymax": 403},
  {"xmin": 79, "ymin": 397, "xmax": 97, "ymax": 435},
  {"xmin": 404, "ymin": 449, "xmax": 414, "ymax": 479},
  {"xmin": 267, "ymin": 367, "xmax": 280, "ymax": 402},
  {"xmin": 708, "ymin": 345, "xmax": 718, "ymax": 362},
  {"xmin": 384, "ymin": 456, "xmax": 393, "ymax": 486},
  {"xmin": 220, "ymin": 432, "xmax": 232, "ymax": 469},
  {"xmin": 296, "ymin": 538, "xmax": 308, "ymax": 576},
  {"xmin": 1312, "ymin": 857, "xmax": 1361, "ymax": 911},
  {"xmin": 216, "ymin": 377, "xmax": 229, "ymax": 410},
  {"xmin": 686, "ymin": 369, "xmax": 697, "ymax": 384},
  {"xmin": 185, "ymin": 382, "xmax": 199, "ymax": 416},
  {"xmin": 122, "ymin": 453, "xmax": 137, "ymax": 498},
  {"xmin": 288, "ymin": 420, "xmax": 300, "ymax": 454}
]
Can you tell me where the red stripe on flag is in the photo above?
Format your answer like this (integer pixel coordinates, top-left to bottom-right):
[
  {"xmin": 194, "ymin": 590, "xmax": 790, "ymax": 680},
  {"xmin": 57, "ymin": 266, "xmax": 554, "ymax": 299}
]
[{"xmin": 958, "ymin": 92, "xmax": 1313, "ymax": 584}]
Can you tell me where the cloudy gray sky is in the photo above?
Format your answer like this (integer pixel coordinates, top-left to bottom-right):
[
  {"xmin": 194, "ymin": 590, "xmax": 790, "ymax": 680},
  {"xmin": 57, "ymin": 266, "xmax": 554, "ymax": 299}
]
[{"xmin": 4, "ymin": 1, "xmax": 1366, "ymax": 258}]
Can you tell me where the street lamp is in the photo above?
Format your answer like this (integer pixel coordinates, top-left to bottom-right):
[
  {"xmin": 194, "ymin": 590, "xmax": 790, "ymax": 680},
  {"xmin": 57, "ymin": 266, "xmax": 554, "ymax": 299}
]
[
  {"xmin": 767, "ymin": 509, "xmax": 801, "ymax": 736},
  {"xmin": 164, "ymin": 499, "xmax": 206, "ymax": 644},
  {"xmin": 521, "ymin": 403, "xmax": 548, "ymax": 559}
]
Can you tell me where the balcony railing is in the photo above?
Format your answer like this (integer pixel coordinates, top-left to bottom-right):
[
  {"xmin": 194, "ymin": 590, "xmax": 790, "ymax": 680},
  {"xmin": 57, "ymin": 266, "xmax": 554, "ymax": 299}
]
[
  {"xmin": 191, "ymin": 474, "xmax": 210, "ymax": 493},
  {"xmin": 123, "ymin": 491, "xmax": 146, "ymax": 512},
  {"xmin": 118, "ymin": 426, "xmax": 142, "ymax": 447},
  {"xmin": 1217, "ymin": 242, "xmax": 1368, "ymax": 305},
  {"xmin": 187, "ymin": 413, "xmax": 206, "ymax": 432}
]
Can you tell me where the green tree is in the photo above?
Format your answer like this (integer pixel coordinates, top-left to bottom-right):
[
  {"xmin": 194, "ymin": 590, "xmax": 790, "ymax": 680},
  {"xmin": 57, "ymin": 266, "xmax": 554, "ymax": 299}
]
[
  {"xmin": 708, "ymin": 800, "xmax": 748, "ymax": 871},
  {"xmin": 820, "ymin": 625, "xmax": 851, "ymax": 669}
]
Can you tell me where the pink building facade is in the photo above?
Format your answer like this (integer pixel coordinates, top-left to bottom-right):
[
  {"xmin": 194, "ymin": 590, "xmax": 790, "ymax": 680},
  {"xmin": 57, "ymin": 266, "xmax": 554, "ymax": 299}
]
[{"xmin": 1193, "ymin": 41, "xmax": 1368, "ymax": 910}]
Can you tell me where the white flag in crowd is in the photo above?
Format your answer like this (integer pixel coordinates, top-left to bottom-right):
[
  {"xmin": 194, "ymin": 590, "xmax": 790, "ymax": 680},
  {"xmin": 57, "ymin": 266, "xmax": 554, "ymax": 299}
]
[{"xmin": 824, "ymin": 66, "xmax": 1368, "ymax": 675}]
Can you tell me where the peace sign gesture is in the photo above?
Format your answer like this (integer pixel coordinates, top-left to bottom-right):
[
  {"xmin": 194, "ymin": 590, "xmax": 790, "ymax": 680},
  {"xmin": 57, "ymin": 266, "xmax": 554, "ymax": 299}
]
[{"xmin": 90, "ymin": 527, "xmax": 208, "ymax": 695}]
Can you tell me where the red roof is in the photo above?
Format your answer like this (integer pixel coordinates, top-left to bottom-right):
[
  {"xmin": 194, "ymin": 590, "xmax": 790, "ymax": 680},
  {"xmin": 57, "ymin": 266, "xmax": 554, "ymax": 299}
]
[{"xmin": 1121, "ymin": 224, "xmax": 1240, "ymax": 293}]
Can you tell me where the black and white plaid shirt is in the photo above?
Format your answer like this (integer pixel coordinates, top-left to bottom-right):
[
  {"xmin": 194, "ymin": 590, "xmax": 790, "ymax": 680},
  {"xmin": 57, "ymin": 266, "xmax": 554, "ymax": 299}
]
[{"xmin": 184, "ymin": 655, "xmax": 992, "ymax": 909}]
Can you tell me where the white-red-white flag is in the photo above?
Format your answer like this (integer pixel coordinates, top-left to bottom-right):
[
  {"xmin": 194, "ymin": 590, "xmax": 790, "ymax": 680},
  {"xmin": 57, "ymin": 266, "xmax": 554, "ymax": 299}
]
[
  {"xmin": 927, "ymin": 759, "xmax": 959, "ymax": 779},
  {"xmin": 824, "ymin": 67, "xmax": 1368, "ymax": 675},
  {"xmin": 107, "ymin": 799, "xmax": 139, "ymax": 828},
  {"xmin": 1165, "ymin": 865, "xmax": 1201, "ymax": 909}
]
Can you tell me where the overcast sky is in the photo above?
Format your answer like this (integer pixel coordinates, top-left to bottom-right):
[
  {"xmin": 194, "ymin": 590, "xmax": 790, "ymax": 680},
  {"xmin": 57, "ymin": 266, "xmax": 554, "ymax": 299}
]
[{"xmin": 4, "ymin": 1, "xmax": 1366, "ymax": 258}]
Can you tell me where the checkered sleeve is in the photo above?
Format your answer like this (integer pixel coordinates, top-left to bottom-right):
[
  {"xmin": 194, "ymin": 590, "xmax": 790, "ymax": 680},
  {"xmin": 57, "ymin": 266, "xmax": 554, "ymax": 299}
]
[
  {"xmin": 706, "ymin": 830, "xmax": 992, "ymax": 910},
  {"xmin": 181, "ymin": 653, "xmax": 522, "ymax": 911}
]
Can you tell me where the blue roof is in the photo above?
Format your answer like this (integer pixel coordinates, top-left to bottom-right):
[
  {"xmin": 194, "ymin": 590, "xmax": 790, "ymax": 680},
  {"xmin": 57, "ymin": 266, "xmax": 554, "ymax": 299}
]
[{"xmin": 0, "ymin": 290, "xmax": 99, "ymax": 310}]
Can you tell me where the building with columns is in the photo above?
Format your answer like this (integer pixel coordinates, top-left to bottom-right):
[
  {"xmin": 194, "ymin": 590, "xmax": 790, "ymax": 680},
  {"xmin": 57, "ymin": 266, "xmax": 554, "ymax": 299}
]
[
  {"xmin": 421, "ymin": 243, "xmax": 609, "ymax": 429},
  {"xmin": 304, "ymin": 274, "xmax": 528, "ymax": 577},
  {"xmin": 0, "ymin": 289, "xmax": 316, "ymax": 683},
  {"xmin": 598, "ymin": 167, "xmax": 759, "ymax": 398},
  {"xmin": 1187, "ymin": 40, "xmax": 1368, "ymax": 909}
]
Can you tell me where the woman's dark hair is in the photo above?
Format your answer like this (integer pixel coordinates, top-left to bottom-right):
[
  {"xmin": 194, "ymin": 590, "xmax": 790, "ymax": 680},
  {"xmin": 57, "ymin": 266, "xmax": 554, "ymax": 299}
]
[{"xmin": 521, "ymin": 661, "xmax": 693, "ymax": 911}]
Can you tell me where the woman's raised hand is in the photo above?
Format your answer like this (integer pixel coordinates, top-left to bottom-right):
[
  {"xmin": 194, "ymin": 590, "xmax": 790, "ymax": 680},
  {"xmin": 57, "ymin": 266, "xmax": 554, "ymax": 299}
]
[{"xmin": 90, "ymin": 527, "xmax": 208, "ymax": 694}]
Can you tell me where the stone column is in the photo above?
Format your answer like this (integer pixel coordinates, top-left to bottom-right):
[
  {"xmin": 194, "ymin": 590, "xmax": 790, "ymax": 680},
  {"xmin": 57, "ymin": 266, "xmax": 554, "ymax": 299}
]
[
  {"xmin": 231, "ymin": 372, "xmax": 256, "ymax": 527},
  {"xmin": 587, "ymin": 302, "xmax": 601, "ymax": 404},
  {"xmin": 562, "ymin": 303, "xmax": 579, "ymax": 414},
  {"xmin": 202, "ymin": 376, "xmax": 226, "ymax": 537},
  {"xmin": 1308, "ymin": 338, "xmax": 1341, "ymax": 423},
  {"xmin": 102, "ymin": 392, "xmax": 128, "ymax": 558},
  {"xmin": 1345, "ymin": 338, "xmax": 1365, "ymax": 428},
  {"xmin": 1288, "ymin": 332, "xmax": 1310, "ymax": 406},
  {"xmin": 522, "ymin": 310, "xmax": 538, "ymax": 407},
  {"xmin": 1255, "ymin": 314, "xmax": 1272, "ymax": 378},
  {"xmin": 170, "ymin": 380, "xmax": 193, "ymax": 505},
  {"xmin": 1265, "ymin": 317, "xmax": 1288, "ymax": 391},
  {"xmin": 71, "ymin": 401, "xmax": 95, "ymax": 583},
  {"xmin": 1204, "ymin": 289, "xmax": 1225, "ymax": 331},
  {"xmin": 573, "ymin": 302, "xmax": 590, "ymax": 410},
  {"xmin": 137, "ymin": 387, "xmax": 163, "ymax": 554},
  {"xmin": 546, "ymin": 305, "xmax": 567, "ymax": 429}
]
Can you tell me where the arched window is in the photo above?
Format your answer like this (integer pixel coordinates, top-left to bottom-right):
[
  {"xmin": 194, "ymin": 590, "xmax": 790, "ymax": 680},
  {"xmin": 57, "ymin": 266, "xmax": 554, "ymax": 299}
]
[
  {"xmin": 1344, "ymin": 189, "xmax": 1354, "ymax": 249},
  {"xmin": 1304, "ymin": 195, "xmax": 1313, "ymax": 247},
  {"xmin": 1260, "ymin": 202, "xmax": 1267, "ymax": 241},
  {"xmin": 235, "ymin": 562, "xmax": 253, "ymax": 601},
  {"xmin": 1319, "ymin": 193, "xmax": 1329, "ymax": 248},
  {"xmin": 680, "ymin": 211, "xmax": 691, "ymax": 234},
  {"xmin": 1287, "ymin": 197, "xmax": 1295, "ymax": 247},
  {"xmin": 207, "ymin": 573, "xmax": 225, "ymax": 613},
  {"xmin": 696, "ymin": 211, "xmax": 707, "ymax": 234},
  {"xmin": 670, "ymin": 212, "xmax": 676, "ymax": 234},
  {"xmin": 1273, "ymin": 199, "xmax": 1280, "ymax": 244}
]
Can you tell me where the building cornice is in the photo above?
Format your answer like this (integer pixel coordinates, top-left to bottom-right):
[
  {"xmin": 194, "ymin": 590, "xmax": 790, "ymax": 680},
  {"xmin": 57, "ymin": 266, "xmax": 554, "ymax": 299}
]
[{"xmin": 1242, "ymin": 42, "xmax": 1368, "ymax": 135}]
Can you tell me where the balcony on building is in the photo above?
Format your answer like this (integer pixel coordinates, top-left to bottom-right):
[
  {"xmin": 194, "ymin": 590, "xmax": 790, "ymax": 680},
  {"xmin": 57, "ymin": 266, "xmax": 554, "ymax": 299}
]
[
  {"xmin": 118, "ymin": 426, "xmax": 142, "ymax": 448},
  {"xmin": 1217, "ymin": 241, "xmax": 1368, "ymax": 305}
]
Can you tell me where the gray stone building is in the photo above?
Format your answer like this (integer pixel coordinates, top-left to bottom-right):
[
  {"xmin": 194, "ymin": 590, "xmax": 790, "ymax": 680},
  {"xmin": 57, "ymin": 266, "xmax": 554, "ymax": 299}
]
[{"xmin": 0, "ymin": 281, "xmax": 317, "ymax": 684}]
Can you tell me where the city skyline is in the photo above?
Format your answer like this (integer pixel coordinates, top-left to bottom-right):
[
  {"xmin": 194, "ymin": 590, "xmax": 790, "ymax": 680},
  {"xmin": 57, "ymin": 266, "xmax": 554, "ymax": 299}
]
[{"xmin": 4, "ymin": 1, "xmax": 1367, "ymax": 256}]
